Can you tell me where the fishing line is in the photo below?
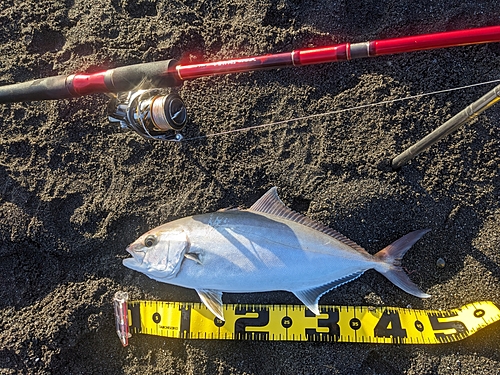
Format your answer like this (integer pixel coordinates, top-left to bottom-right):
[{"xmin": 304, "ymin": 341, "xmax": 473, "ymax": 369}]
[{"xmin": 182, "ymin": 78, "xmax": 500, "ymax": 142}]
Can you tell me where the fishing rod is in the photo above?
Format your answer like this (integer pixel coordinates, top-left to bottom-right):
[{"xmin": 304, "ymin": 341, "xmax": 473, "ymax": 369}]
[
  {"xmin": 391, "ymin": 81, "xmax": 500, "ymax": 169},
  {"xmin": 0, "ymin": 25, "xmax": 499, "ymax": 141}
]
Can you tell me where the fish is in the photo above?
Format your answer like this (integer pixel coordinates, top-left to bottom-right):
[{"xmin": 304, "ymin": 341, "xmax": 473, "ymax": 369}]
[{"xmin": 123, "ymin": 187, "xmax": 430, "ymax": 321}]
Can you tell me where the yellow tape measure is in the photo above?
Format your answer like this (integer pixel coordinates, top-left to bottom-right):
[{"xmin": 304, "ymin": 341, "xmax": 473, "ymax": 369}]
[{"xmin": 114, "ymin": 294, "xmax": 499, "ymax": 346}]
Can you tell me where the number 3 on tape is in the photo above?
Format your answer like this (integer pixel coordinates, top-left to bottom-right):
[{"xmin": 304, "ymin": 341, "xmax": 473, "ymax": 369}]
[{"xmin": 121, "ymin": 299, "xmax": 500, "ymax": 345}]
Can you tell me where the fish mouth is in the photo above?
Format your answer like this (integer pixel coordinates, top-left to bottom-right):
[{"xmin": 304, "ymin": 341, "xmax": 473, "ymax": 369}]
[{"xmin": 125, "ymin": 244, "xmax": 145, "ymax": 264}]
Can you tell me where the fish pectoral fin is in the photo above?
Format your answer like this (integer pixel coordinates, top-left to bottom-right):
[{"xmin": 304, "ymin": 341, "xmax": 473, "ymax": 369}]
[
  {"xmin": 196, "ymin": 289, "xmax": 225, "ymax": 321},
  {"xmin": 184, "ymin": 252, "xmax": 202, "ymax": 265},
  {"xmin": 293, "ymin": 271, "xmax": 365, "ymax": 315}
]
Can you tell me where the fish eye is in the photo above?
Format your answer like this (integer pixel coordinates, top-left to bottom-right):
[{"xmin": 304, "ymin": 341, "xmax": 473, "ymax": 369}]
[{"xmin": 144, "ymin": 235, "xmax": 158, "ymax": 248}]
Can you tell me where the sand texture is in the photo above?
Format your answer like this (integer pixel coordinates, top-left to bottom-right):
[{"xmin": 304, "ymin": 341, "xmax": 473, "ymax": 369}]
[{"xmin": 0, "ymin": 0, "xmax": 499, "ymax": 374}]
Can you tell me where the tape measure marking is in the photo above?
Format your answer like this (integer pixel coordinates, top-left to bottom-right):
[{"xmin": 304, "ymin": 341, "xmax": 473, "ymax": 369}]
[{"xmin": 126, "ymin": 301, "xmax": 500, "ymax": 344}]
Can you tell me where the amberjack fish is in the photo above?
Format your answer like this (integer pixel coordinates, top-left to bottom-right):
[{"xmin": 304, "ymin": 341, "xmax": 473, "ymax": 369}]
[{"xmin": 124, "ymin": 187, "xmax": 430, "ymax": 320}]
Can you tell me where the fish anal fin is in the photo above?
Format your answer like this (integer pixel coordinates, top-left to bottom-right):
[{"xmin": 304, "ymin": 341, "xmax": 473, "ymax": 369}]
[
  {"xmin": 196, "ymin": 289, "xmax": 225, "ymax": 321},
  {"xmin": 249, "ymin": 187, "xmax": 369, "ymax": 255},
  {"xmin": 293, "ymin": 271, "xmax": 364, "ymax": 315}
]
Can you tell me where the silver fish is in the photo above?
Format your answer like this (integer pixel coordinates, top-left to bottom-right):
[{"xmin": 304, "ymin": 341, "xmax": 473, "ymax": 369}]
[{"xmin": 124, "ymin": 187, "xmax": 430, "ymax": 320}]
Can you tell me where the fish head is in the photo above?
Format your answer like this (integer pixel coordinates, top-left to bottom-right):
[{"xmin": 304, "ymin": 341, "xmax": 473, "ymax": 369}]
[{"xmin": 123, "ymin": 225, "xmax": 190, "ymax": 279}]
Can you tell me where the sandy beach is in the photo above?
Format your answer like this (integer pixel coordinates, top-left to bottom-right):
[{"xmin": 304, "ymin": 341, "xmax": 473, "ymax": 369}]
[{"xmin": 0, "ymin": 0, "xmax": 499, "ymax": 374}]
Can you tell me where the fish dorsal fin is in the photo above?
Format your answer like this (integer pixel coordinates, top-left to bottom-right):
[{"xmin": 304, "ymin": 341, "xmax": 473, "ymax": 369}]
[{"xmin": 249, "ymin": 187, "xmax": 369, "ymax": 255}]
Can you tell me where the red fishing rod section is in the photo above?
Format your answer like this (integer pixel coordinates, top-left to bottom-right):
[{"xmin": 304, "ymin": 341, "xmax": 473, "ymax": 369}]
[
  {"xmin": 175, "ymin": 25, "xmax": 500, "ymax": 80},
  {"xmin": 0, "ymin": 25, "xmax": 499, "ymax": 104}
]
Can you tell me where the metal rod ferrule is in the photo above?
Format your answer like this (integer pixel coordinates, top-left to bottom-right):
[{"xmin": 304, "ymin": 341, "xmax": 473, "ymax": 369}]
[{"xmin": 391, "ymin": 83, "xmax": 500, "ymax": 170}]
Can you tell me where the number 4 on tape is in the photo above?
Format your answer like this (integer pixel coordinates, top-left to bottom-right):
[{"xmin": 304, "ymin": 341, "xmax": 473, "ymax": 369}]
[{"xmin": 119, "ymin": 298, "xmax": 500, "ymax": 346}]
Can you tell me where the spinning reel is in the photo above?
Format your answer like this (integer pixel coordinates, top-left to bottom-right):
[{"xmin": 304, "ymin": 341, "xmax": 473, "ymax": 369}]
[{"xmin": 108, "ymin": 89, "xmax": 187, "ymax": 141}]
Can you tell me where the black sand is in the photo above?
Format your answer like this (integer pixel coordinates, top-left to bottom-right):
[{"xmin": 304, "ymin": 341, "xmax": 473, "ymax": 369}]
[{"xmin": 0, "ymin": 0, "xmax": 499, "ymax": 374}]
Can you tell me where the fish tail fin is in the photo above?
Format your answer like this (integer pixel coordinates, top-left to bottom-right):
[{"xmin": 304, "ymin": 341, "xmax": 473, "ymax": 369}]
[{"xmin": 374, "ymin": 229, "xmax": 431, "ymax": 298}]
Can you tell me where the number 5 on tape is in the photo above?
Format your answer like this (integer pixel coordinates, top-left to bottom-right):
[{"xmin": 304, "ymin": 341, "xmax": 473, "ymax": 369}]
[{"xmin": 120, "ymin": 298, "xmax": 500, "ymax": 345}]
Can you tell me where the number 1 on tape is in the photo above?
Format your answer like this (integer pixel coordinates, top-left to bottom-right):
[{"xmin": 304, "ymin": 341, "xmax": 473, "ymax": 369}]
[{"xmin": 116, "ymin": 296, "xmax": 500, "ymax": 346}]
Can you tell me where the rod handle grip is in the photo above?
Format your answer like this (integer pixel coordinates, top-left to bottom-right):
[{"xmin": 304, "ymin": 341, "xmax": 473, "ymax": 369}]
[
  {"xmin": 0, "ymin": 75, "xmax": 71, "ymax": 104},
  {"xmin": 0, "ymin": 59, "xmax": 182, "ymax": 104},
  {"xmin": 104, "ymin": 59, "xmax": 181, "ymax": 91}
]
